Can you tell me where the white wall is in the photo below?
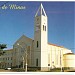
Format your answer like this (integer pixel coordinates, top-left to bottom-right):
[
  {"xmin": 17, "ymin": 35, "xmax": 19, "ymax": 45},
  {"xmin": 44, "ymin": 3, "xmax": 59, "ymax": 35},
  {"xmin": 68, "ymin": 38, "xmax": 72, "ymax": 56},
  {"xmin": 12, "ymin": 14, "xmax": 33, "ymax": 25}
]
[{"xmin": 63, "ymin": 54, "xmax": 75, "ymax": 68}]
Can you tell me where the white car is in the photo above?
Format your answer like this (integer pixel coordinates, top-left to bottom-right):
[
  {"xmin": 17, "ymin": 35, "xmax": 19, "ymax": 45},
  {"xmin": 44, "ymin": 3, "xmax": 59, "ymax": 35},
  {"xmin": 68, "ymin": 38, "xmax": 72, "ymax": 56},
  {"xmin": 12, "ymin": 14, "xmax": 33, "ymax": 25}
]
[{"xmin": 7, "ymin": 68, "xmax": 11, "ymax": 70}]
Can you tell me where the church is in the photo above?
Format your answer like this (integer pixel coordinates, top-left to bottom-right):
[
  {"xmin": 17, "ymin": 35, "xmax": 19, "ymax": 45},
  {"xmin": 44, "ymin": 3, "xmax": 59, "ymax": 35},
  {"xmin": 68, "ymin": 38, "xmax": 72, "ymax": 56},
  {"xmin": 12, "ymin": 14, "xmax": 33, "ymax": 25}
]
[{"xmin": 0, "ymin": 3, "xmax": 75, "ymax": 71}]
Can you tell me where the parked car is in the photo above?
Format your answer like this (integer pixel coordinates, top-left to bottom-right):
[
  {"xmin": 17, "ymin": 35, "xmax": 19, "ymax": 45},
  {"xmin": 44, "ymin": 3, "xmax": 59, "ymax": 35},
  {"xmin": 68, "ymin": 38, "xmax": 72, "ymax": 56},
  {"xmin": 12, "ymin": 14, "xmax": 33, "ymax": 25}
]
[
  {"xmin": 5, "ymin": 68, "xmax": 11, "ymax": 70},
  {"xmin": 4, "ymin": 68, "xmax": 8, "ymax": 70}
]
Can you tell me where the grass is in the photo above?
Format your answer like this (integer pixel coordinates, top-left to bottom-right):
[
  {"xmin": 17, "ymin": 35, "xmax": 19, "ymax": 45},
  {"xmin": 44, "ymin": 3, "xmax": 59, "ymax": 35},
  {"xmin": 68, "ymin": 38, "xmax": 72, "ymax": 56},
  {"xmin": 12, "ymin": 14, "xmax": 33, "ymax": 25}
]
[
  {"xmin": 11, "ymin": 68, "xmax": 38, "ymax": 72},
  {"xmin": 10, "ymin": 68, "xmax": 68, "ymax": 72},
  {"xmin": 50, "ymin": 68, "xmax": 61, "ymax": 72}
]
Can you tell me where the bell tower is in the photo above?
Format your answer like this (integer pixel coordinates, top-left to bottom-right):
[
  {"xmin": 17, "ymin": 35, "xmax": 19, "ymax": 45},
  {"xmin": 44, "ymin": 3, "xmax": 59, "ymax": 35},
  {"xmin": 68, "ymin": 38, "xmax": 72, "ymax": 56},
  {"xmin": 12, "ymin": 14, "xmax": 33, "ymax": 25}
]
[{"xmin": 34, "ymin": 3, "xmax": 48, "ymax": 71}]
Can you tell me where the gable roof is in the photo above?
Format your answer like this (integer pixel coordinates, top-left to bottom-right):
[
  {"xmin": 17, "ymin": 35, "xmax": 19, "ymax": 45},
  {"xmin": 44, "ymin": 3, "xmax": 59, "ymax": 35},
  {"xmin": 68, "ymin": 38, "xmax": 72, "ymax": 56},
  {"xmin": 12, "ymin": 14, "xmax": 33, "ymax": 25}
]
[{"xmin": 13, "ymin": 35, "xmax": 33, "ymax": 46}]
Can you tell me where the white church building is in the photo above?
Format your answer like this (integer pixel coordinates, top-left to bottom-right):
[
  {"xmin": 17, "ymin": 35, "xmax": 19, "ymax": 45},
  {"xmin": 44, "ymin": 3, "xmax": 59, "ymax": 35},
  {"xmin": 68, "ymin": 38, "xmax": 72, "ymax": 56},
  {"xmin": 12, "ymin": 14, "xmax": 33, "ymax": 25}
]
[{"xmin": 0, "ymin": 4, "xmax": 75, "ymax": 71}]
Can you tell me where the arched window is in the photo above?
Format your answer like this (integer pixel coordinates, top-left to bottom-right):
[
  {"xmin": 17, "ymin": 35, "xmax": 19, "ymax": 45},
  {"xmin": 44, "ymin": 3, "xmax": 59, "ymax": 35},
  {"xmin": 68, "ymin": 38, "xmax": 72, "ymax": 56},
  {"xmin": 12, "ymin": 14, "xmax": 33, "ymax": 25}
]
[
  {"xmin": 45, "ymin": 26, "xmax": 46, "ymax": 31},
  {"xmin": 36, "ymin": 58, "xmax": 38, "ymax": 66},
  {"xmin": 43, "ymin": 25, "xmax": 44, "ymax": 31},
  {"xmin": 37, "ymin": 41, "xmax": 38, "ymax": 48}
]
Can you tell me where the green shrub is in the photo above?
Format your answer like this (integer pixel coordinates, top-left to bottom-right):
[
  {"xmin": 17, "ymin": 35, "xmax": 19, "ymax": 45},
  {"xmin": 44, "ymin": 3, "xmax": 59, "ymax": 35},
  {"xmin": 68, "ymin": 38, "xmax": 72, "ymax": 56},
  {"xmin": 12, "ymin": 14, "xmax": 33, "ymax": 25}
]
[{"xmin": 11, "ymin": 68, "xmax": 25, "ymax": 72}]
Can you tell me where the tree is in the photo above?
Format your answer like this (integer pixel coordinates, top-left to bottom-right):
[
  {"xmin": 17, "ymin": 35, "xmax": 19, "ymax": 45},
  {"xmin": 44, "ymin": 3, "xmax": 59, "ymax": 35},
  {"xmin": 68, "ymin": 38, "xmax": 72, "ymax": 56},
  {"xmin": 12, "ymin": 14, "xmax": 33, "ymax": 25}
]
[{"xmin": 0, "ymin": 44, "xmax": 7, "ymax": 56}]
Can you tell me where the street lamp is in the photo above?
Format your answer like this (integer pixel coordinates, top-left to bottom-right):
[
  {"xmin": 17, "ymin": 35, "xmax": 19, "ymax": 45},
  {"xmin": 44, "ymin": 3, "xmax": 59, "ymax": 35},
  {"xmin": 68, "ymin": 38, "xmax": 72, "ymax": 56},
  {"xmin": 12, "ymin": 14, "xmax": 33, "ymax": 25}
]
[
  {"xmin": 25, "ymin": 48, "xmax": 27, "ymax": 72},
  {"xmin": 17, "ymin": 43, "xmax": 28, "ymax": 72},
  {"xmin": 22, "ymin": 56, "xmax": 24, "ymax": 69}
]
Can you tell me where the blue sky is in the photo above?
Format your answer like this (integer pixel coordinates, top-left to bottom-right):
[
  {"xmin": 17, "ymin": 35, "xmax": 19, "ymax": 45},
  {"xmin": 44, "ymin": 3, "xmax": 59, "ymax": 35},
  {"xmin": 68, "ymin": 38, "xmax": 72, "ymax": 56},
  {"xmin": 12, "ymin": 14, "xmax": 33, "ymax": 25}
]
[{"xmin": 0, "ymin": 1, "xmax": 75, "ymax": 53}]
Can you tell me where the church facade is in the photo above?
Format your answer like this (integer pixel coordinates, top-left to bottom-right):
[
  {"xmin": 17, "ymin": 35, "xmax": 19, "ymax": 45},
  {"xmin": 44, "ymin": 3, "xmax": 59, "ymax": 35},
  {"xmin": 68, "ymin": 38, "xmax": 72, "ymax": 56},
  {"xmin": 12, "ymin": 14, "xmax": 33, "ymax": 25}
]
[
  {"xmin": 12, "ymin": 4, "xmax": 73, "ymax": 71},
  {"xmin": 0, "ymin": 4, "xmax": 75, "ymax": 71}
]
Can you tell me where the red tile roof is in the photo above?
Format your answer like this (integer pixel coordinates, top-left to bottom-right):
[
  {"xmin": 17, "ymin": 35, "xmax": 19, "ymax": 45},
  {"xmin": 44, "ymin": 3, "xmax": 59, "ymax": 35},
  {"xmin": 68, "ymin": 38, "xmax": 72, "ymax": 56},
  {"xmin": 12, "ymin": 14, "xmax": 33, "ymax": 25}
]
[{"xmin": 48, "ymin": 43, "xmax": 64, "ymax": 48}]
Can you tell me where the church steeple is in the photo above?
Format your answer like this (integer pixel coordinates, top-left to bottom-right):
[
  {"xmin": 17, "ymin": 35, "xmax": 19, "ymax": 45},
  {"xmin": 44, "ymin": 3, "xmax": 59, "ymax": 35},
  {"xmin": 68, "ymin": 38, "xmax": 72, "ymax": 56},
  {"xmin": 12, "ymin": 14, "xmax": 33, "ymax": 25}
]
[
  {"xmin": 34, "ymin": 3, "xmax": 48, "ymax": 71},
  {"xmin": 35, "ymin": 3, "xmax": 47, "ymax": 17}
]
